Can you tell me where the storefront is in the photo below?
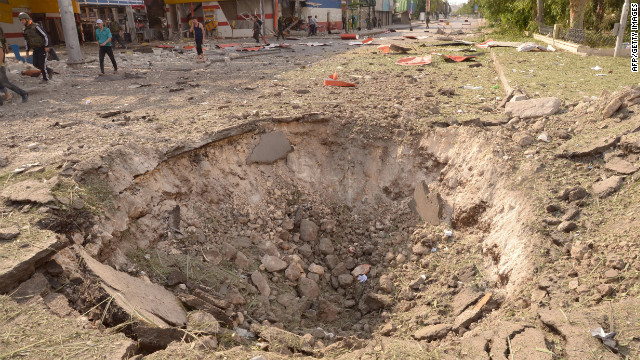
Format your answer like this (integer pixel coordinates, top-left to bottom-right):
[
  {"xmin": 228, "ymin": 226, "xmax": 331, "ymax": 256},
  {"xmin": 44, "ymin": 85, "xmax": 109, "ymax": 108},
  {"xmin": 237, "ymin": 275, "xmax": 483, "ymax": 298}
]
[{"xmin": 0, "ymin": 0, "xmax": 81, "ymax": 46}]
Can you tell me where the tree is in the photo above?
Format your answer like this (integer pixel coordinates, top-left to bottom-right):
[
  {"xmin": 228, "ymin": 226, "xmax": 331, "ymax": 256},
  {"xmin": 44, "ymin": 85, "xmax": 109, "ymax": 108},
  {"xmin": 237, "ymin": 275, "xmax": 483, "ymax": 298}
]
[
  {"xmin": 569, "ymin": 0, "xmax": 589, "ymax": 28},
  {"xmin": 536, "ymin": 0, "xmax": 544, "ymax": 25}
]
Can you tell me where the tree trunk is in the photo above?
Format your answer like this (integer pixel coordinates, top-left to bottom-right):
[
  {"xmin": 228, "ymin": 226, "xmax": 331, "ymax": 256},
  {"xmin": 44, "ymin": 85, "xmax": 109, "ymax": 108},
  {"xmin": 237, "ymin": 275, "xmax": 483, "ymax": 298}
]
[
  {"xmin": 594, "ymin": 0, "xmax": 605, "ymax": 31},
  {"xmin": 536, "ymin": 0, "xmax": 544, "ymax": 26},
  {"xmin": 569, "ymin": 0, "xmax": 588, "ymax": 28}
]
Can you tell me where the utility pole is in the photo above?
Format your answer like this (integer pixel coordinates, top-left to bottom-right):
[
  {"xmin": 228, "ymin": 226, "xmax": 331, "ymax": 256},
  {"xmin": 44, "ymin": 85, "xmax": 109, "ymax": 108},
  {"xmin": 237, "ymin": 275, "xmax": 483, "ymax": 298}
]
[
  {"xmin": 614, "ymin": 0, "xmax": 630, "ymax": 57},
  {"xmin": 126, "ymin": 6, "xmax": 138, "ymax": 43},
  {"xmin": 56, "ymin": 0, "xmax": 83, "ymax": 66},
  {"xmin": 260, "ymin": 0, "xmax": 265, "ymax": 35}
]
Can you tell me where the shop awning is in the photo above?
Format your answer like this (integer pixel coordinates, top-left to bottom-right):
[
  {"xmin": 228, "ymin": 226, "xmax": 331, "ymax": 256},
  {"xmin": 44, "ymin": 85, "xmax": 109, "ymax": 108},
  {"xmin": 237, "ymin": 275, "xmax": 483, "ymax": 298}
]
[{"xmin": 77, "ymin": 0, "xmax": 144, "ymax": 5}]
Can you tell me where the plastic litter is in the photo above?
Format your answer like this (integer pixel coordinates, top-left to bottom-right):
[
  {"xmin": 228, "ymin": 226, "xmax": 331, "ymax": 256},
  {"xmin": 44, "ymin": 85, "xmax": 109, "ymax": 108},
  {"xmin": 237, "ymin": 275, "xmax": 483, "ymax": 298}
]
[
  {"xmin": 324, "ymin": 73, "xmax": 356, "ymax": 87},
  {"xmin": 517, "ymin": 42, "xmax": 553, "ymax": 52},
  {"xmin": 431, "ymin": 247, "xmax": 438, "ymax": 253},
  {"xmin": 235, "ymin": 327, "xmax": 256, "ymax": 340},
  {"xmin": 462, "ymin": 85, "xmax": 482, "ymax": 90},
  {"xmin": 444, "ymin": 230, "xmax": 453, "ymax": 237},
  {"xmin": 589, "ymin": 327, "xmax": 617, "ymax": 349},
  {"xmin": 357, "ymin": 274, "xmax": 368, "ymax": 283},
  {"xmin": 420, "ymin": 274, "xmax": 427, "ymax": 280},
  {"xmin": 590, "ymin": 65, "xmax": 603, "ymax": 70},
  {"xmin": 84, "ymin": 98, "xmax": 91, "ymax": 104}
]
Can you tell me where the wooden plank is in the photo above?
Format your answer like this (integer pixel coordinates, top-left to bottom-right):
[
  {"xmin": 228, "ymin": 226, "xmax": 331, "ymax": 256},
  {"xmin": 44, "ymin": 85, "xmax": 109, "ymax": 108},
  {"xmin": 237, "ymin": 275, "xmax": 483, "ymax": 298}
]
[{"xmin": 490, "ymin": 49, "xmax": 512, "ymax": 95}]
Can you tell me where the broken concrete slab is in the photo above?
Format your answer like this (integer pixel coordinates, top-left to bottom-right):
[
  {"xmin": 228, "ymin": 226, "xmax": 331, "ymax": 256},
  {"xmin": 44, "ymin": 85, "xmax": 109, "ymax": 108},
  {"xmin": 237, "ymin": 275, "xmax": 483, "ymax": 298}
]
[
  {"xmin": 0, "ymin": 233, "xmax": 68, "ymax": 294},
  {"xmin": 556, "ymin": 136, "xmax": 620, "ymax": 158},
  {"xmin": 453, "ymin": 292, "xmax": 492, "ymax": 331},
  {"xmin": 413, "ymin": 323, "xmax": 452, "ymax": 341},
  {"xmin": 0, "ymin": 226, "xmax": 20, "ymax": 241},
  {"xmin": 452, "ymin": 287, "xmax": 484, "ymax": 316},
  {"xmin": 10, "ymin": 272, "xmax": 50, "ymax": 303},
  {"xmin": 0, "ymin": 178, "xmax": 57, "ymax": 204},
  {"xmin": 604, "ymin": 157, "xmax": 639, "ymax": 174},
  {"xmin": 602, "ymin": 98, "xmax": 622, "ymax": 119},
  {"xmin": 187, "ymin": 310, "xmax": 220, "ymax": 335},
  {"xmin": 504, "ymin": 97, "xmax": 561, "ymax": 119},
  {"xmin": 409, "ymin": 180, "xmax": 442, "ymax": 225},
  {"xmin": 360, "ymin": 293, "xmax": 393, "ymax": 312},
  {"xmin": 509, "ymin": 328, "xmax": 553, "ymax": 360},
  {"xmin": 247, "ymin": 131, "xmax": 293, "ymax": 164},
  {"xmin": 592, "ymin": 176, "xmax": 624, "ymax": 198},
  {"xmin": 80, "ymin": 249, "xmax": 187, "ymax": 328}
]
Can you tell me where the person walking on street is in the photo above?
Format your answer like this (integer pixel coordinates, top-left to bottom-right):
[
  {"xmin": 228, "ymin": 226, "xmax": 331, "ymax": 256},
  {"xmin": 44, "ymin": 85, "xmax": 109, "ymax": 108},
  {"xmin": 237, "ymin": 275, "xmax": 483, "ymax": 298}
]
[
  {"xmin": 109, "ymin": 18, "xmax": 126, "ymax": 49},
  {"xmin": 313, "ymin": 16, "xmax": 319, "ymax": 35},
  {"xmin": 425, "ymin": 12, "xmax": 430, "ymax": 28},
  {"xmin": 95, "ymin": 19, "xmax": 118, "ymax": 75},
  {"xmin": 19, "ymin": 12, "xmax": 53, "ymax": 83},
  {"xmin": 190, "ymin": 17, "xmax": 205, "ymax": 62},
  {"xmin": 252, "ymin": 16, "xmax": 263, "ymax": 43},
  {"xmin": 0, "ymin": 31, "xmax": 28, "ymax": 106},
  {"xmin": 342, "ymin": 16, "xmax": 347, "ymax": 33}
]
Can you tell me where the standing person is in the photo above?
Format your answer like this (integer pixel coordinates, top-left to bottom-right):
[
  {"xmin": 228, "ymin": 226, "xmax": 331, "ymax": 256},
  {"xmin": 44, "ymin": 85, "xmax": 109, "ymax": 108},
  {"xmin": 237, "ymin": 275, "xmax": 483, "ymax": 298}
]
[
  {"xmin": 313, "ymin": 15, "xmax": 319, "ymax": 35},
  {"xmin": 276, "ymin": 16, "xmax": 285, "ymax": 40},
  {"xmin": 342, "ymin": 15, "xmax": 347, "ymax": 33},
  {"xmin": 425, "ymin": 12, "xmax": 430, "ymax": 28},
  {"xmin": 0, "ymin": 34, "xmax": 28, "ymax": 106},
  {"xmin": 0, "ymin": 25, "xmax": 9, "ymax": 101},
  {"xmin": 190, "ymin": 17, "xmax": 205, "ymax": 62},
  {"xmin": 19, "ymin": 12, "xmax": 53, "ymax": 83},
  {"xmin": 109, "ymin": 18, "xmax": 126, "ymax": 49},
  {"xmin": 372, "ymin": 15, "xmax": 377, "ymax": 28},
  {"xmin": 252, "ymin": 16, "xmax": 262, "ymax": 43},
  {"xmin": 95, "ymin": 19, "xmax": 117, "ymax": 75}
]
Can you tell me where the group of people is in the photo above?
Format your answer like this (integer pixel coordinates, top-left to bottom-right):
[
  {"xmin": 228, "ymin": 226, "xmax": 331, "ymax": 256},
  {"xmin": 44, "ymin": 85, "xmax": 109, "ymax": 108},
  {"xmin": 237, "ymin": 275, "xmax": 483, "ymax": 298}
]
[{"xmin": 307, "ymin": 15, "xmax": 319, "ymax": 36}]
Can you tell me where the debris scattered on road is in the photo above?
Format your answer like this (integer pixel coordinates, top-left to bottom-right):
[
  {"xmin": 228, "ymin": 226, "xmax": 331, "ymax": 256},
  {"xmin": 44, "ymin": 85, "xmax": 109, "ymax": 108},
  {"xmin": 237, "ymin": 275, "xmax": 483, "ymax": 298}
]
[
  {"xmin": 589, "ymin": 327, "xmax": 617, "ymax": 349},
  {"xmin": 396, "ymin": 55, "xmax": 432, "ymax": 66},
  {"xmin": 389, "ymin": 44, "xmax": 412, "ymax": 53},
  {"xmin": 341, "ymin": 34, "xmax": 359, "ymax": 40},
  {"xmin": 517, "ymin": 42, "xmax": 555, "ymax": 52},
  {"xmin": 323, "ymin": 73, "xmax": 356, "ymax": 87},
  {"xmin": 443, "ymin": 54, "xmax": 478, "ymax": 62},
  {"xmin": 357, "ymin": 274, "xmax": 367, "ymax": 282}
]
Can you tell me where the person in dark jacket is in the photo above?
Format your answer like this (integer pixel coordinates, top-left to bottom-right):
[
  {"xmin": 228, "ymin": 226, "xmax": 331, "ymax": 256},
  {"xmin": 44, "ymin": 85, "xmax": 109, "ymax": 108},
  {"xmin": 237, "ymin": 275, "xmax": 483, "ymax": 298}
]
[
  {"xmin": 19, "ymin": 12, "xmax": 53, "ymax": 83},
  {"xmin": 190, "ymin": 17, "xmax": 205, "ymax": 62},
  {"xmin": 252, "ymin": 16, "xmax": 263, "ymax": 43}
]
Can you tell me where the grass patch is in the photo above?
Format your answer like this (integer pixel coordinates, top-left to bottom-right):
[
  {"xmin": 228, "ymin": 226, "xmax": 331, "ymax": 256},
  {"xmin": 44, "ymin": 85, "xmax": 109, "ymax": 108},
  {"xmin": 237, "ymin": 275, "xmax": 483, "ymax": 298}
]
[{"xmin": 492, "ymin": 47, "xmax": 634, "ymax": 101}]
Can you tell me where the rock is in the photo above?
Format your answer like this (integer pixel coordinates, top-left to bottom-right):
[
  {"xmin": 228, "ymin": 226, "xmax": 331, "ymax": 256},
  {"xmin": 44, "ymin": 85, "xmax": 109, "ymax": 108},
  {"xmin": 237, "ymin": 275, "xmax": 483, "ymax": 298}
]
[
  {"xmin": 570, "ymin": 241, "xmax": 589, "ymax": 260},
  {"xmin": 412, "ymin": 243, "xmax": 431, "ymax": 255},
  {"xmin": 261, "ymin": 255, "xmax": 288, "ymax": 272},
  {"xmin": 505, "ymin": 97, "xmax": 562, "ymax": 119},
  {"xmin": 605, "ymin": 157, "xmax": 638, "ymax": 175},
  {"xmin": 187, "ymin": 311, "xmax": 220, "ymax": 334},
  {"xmin": 178, "ymin": 294, "xmax": 234, "ymax": 327},
  {"xmin": 413, "ymin": 323, "xmax": 452, "ymax": 341},
  {"xmin": 317, "ymin": 238, "xmax": 334, "ymax": 255},
  {"xmin": 165, "ymin": 269, "xmax": 187, "ymax": 286},
  {"xmin": 380, "ymin": 322, "xmax": 396, "ymax": 336},
  {"xmin": 317, "ymin": 300, "xmax": 339, "ymax": 322},
  {"xmin": 379, "ymin": 275, "xmax": 394, "ymax": 293},
  {"xmin": 0, "ymin": 233, "xmax": 68, "ymax": 294},
  {"xmin": 604, "ymin": 269, "xmax": 619, "ymax": 281},
  {"xmin": 0, "ymin": 179, "xmax": 57, "ymax": 204},
  {"xmin": 251, "ymin": 270, "xmax": 271, "ymax": 297},
  {"xmin": 235, "ymin": 251, "xmax": 251, "ymax": 269},
  {"xmin": 246, "ymin": 131, "xmax": 293, "ymax": 164},
  {"xmin": 0, "ymin": 154, "xmax": 8, "ymax": 168},
  {"xmin": 298, "ymin": 244, "xmax": 313, "ymax": 258},
  {"xmin": 198, "ymin": 335, "xmax": 218, "ymax": 351},
  {"xmin": 351, "ymin": 264, "xmax": 370, "ymax": 277},
  {"xmin": 606, "ymin": 255, "xmax": 625, "ymax": 270},
  {"xmin": 597, "ymin": 284, "xmax": 614, "ymax": 297},
  {"xmin": 10, "ymin": 272, "xmax": 50, "ymax": 303},
  {"xmin": 557, "ymin": 186, "xmax": 588, "ymax": 201},
  {"xmin": 513, "ymin": 133, "xmax": 535, "ymax": 146},
  {"xmin": 452, "ymin": 287, "xmax": 484, "ymax": 316},
  {"xmin": 81, "ymin": 249, "xmax": 187, "ymax": 327},
  {"xmin": 133, "ymin": 326, "xmax": 194, "ymax": 353},
  {"xmin": 256, "ymin": 326, "xmax": 314, "ymax": 354},
  {"xmin": 543, "ymin": 217, "xmax": 561, "ymax": 225},
  {"xmin": 221, "ymin": 243, "xmax": 237, "ymax": 260},
  {"xmin": 285, "ymin": 262, "xmax": 304, "ymax": 282},
  {"xmin": 361, "ymin": 293, "xmax": 392, "ymax": 312},
  {"xmin": 557, "ymin": 221, "xmax": 577, "ymax": 233},
  {"xmin": 409, "ymin": 180, "xmax": 442, "ymax": 226},
  {"xmin": 620, "ymin": 133, "xmax": 640, "ymax": 153},
  {"xmin": 300, "ymin": 219, "xmax": 319, "ymax": 242},
  {"xmin": 537, "ymin": 133, "xmax": 550, "ymax": 142},
  {"xmin": 338, "ymin": 274, "xmax": 354, "ymax": 287},
  {"xmin": 226, "ymin": 287, "xmax": 246, "ymax": 305},
  {"xmin": 297, "ymin": 277, "xmax": 320, "ymax": 299},
  {"xmin": 562, "ymin": 207, "xmax": 581, "ymax": 221},
  {"xmin": 0, "ymin": 226, "xmax": 20, "ymax": 241},
  {"xmin": 320, "ymin": 219, "xmax": 336, "ymax": 232},
  {"xmin": 308, "ymin": 264, "xmax": 325, "ymax": 275},
  {"xmin": 592, "ymin": 176, "xmax": 624, "ymax": 198},
  {"xmin": 602, "ymin": 98, "xmax": 622, "ymax": 118}
]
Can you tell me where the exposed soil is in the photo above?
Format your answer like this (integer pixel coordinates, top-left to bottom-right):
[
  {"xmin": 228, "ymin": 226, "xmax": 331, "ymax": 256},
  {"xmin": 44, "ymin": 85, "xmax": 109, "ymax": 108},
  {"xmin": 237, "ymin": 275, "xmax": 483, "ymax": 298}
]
[{"xmin": 1, "ymin": 20, "xmax": 640, "ymax": 360}]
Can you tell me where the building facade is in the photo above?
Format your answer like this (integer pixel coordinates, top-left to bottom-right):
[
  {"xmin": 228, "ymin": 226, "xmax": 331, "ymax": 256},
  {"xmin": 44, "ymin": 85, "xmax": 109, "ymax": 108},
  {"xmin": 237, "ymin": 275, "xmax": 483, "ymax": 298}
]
[{"xmin": 0, "ymin": 0, "xmax": 81, "ymax": 46}]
